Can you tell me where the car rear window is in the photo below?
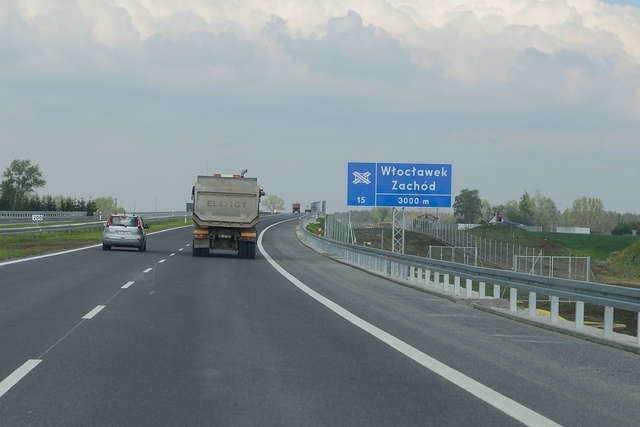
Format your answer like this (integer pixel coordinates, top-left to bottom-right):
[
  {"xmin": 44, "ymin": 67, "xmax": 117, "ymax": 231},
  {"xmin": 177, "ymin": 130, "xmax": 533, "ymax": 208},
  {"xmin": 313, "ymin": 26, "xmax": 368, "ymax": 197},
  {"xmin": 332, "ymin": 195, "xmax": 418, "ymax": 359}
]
[{"xmin": 109, "ymin": 216, "xmax": 138, "ymax": 226}]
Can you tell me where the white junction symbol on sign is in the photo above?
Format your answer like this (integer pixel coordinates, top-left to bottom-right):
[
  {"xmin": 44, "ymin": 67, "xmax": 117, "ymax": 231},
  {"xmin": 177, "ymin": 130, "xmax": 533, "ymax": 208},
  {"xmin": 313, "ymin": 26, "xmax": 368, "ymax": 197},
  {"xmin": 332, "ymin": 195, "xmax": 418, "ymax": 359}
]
[{"xmin": 352, "ymin": 171, "xmax": 372, "ymax": 185}]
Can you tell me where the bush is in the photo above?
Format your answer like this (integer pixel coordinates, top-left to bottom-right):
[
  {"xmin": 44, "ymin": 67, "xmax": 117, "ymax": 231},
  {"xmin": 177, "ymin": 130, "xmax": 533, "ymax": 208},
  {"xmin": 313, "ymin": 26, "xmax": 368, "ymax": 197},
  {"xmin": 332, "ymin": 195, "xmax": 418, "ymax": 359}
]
[{"xmin": 612, "ymin": 223, "xmax": 633, "ymax": 236}]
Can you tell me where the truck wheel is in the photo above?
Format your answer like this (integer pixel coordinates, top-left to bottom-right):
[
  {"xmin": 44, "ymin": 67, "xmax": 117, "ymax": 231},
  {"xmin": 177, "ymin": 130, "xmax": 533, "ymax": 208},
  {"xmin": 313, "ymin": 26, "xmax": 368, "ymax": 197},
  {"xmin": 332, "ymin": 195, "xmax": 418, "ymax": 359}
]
[{"xmin": 247, "ymin": 242, "xmax": 256, "ymax": 259}]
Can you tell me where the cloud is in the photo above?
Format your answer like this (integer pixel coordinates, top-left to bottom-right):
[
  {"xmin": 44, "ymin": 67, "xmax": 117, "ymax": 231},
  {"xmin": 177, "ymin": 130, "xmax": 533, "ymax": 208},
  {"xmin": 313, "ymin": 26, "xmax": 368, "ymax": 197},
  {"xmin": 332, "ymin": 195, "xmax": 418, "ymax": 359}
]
[{"xmin": 2, "ymin": 1, "xmax": 640, "ymax": 211}]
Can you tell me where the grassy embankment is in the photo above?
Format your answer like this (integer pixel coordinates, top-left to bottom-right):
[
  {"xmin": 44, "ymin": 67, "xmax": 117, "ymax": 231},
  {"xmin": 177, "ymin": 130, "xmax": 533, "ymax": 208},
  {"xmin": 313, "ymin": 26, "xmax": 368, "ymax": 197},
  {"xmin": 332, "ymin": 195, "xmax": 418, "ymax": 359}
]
[
  {"xmin": 0, "ymin": 217, "xmax": 190, "ymax": 261},
  {"xmin": 468, "ymin": 226, "xmax": 639, "ymax": 284}
]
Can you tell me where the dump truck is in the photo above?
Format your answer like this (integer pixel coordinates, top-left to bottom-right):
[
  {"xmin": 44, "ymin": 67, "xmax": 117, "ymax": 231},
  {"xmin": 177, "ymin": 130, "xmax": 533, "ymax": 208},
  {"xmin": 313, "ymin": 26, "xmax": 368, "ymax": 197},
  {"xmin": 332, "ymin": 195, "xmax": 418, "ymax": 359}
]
[
  {"xmin": 191, "ymin": 172, "xmax": 264, "ymax": 258},
  {"xmin": 292, "ymin": 203, "xmax": 301, "ymax": 214}
]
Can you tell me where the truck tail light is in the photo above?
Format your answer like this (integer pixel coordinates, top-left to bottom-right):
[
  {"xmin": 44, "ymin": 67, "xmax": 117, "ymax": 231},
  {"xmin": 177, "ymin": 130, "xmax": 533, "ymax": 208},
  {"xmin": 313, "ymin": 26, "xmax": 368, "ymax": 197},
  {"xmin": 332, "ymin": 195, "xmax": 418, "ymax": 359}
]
[
  {"xmin": 240, "ymin": 231, "xmax": 256, "ymax": 241},
  {"xmin": 193, "ymin": 229, "xmax": 208, "ymax": 239}
]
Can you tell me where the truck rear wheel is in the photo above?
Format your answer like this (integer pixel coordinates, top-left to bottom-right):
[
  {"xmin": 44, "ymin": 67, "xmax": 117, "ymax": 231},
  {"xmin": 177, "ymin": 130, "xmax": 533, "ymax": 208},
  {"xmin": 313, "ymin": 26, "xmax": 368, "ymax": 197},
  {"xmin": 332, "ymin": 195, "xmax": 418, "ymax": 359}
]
[
  {"xmin": 247, "ymin": 242, "xmax": 256, "ymax": 259},
  {"xmin": 239, "ymin": 241, "xmax": 256, "ymax": 259},
  {"xmin": 192, "ymin": 246, "xmax": 206, "ymax": 257}
]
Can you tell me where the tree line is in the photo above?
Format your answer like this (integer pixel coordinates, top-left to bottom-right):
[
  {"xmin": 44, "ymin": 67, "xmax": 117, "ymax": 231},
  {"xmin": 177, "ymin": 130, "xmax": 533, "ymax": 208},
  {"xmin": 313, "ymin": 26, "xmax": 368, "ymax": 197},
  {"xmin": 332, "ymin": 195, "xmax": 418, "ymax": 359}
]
[
  {"xmin": 345, "ymin": 190, "xmax": 640, "ymax": 235},
  {"xmin": 453, "ymin": 188, "xmax": 640, "ymax": 234},
  {"xmin": 0, "ymin": 159, "xmax": 119, "ymax": 216}
]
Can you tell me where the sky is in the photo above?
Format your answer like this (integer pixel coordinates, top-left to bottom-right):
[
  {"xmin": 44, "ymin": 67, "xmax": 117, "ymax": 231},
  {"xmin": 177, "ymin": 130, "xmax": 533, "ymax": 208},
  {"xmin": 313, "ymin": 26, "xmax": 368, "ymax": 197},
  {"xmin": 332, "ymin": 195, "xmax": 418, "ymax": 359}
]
[{"xmin": 1, "ymin": 0, "xmax": 640, "ymax": 214}]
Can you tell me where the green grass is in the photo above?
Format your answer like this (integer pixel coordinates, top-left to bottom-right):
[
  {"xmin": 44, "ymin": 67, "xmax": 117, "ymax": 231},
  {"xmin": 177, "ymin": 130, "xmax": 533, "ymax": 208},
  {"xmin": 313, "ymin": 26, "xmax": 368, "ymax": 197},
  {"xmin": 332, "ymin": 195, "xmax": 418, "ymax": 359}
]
[
  {"xmin": 0, "ymin": 217, "xmax": 190, "ymax": 261},
  {"xmin": 306, "ymin": 217, "xmax": 325, "ymax": 235},
  {"xmin": 470, "ymin": 225, "xmax": 637, "ymax": 261}
]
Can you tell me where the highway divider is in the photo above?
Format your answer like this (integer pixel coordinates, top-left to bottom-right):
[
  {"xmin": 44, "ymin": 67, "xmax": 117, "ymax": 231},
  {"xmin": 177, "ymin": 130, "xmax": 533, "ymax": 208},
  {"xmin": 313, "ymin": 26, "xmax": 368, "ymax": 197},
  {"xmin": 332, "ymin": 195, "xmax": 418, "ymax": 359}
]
[{"xmin": 0, "ymin": 212, "xmax": 188, "ymax": 239}]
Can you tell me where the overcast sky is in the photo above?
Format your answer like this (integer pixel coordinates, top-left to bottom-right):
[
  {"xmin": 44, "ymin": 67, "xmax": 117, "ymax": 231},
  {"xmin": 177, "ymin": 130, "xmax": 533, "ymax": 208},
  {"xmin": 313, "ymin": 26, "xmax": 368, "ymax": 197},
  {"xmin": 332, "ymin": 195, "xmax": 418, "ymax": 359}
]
[{"xmin": 1, "ymin": 0, "xmax": 639, "ymax": 213}]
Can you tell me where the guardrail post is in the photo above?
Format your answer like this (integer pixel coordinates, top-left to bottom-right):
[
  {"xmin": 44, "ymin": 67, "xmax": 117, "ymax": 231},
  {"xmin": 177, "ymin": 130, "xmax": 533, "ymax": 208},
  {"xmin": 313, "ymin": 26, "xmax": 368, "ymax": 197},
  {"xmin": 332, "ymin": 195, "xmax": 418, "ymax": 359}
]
[
  {"xmin": 434, "ymin": 272, "xmax": 440, "ymax": 289},
  {"xmin": 417, "ymin": 268, "xmax": 423, "ymax": 284},
  {"xmin": 550, "ymin": 296, "xmax": 559, "ymax": 323},
  {"xmin": 466, "ymin": 279, "xmax": 472, "ymax": 298},
  {"xmin": 493, "ymin": 284, "xmax": 500, "ymax": 299},
  {"xmin": 637, "ymin": 314, "xmax": 640, "ymax": 345},
  {"xmin": 604, "ymin": 306, "xmax": 614, "ymax": 338},
  {"xmin": 409, "ymin": 266, "xmax": 415, "ymax": 282},
  {"xmin": 479, "ymin": 282, "xmax": 485, "ymax": 299},
  {"xmin": 510, "ymin": 288, "xmax": 517, "ymax": 312},
  {"xmin": 424, "ymin": 269, "xmax": 431, "ymax": 286},
  {"xmin": 443, "ymin": 274, "xmax": 450, "ymax": 292},
  {"xmin": 528, "ymin": 292, "xmax": 536, "ymax": 317},
  {"xmin": 454, "ymin": 276, "xmax": 460, "ymax": 296},
  {"xmin": 576, "ymin": 302, "xmax": 584, "ymax": 329}
]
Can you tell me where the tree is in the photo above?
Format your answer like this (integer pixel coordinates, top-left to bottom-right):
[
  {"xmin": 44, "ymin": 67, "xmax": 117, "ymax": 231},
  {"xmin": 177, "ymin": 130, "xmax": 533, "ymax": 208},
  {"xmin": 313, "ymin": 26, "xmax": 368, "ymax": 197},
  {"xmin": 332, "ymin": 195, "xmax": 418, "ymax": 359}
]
[
  {"xmin": 0, "ymin": 159, "xmax": 46, "ymax": 210},
  {"xmin": 453, "ymin": 189, "xmax": 481, "ymax": 224},
  {"xmin": 94, "ymin": 197, "xmax": 118, "ymax": 215},
  {"xmin": 563, "ymin": 197, "xmax": 608, "ymax": 232},
  {"xmin": 262, "ymin": 195, "xmax": 285, "ymax": 212},
  {"xmin": 532, "ymin": 190, "xmax": 560, "ymax": 230},
  {"xmin": 518, "ymin": 191, "xmax": 535, "ymax": 225},
  {"xmin": 86, "ymin": 200, "xmax": 98, "ymax": 216},
  {"xmin": 479, "ymin": 199, "xmax": 493, "ymax": 223},
  {"xmin": 612, "ymin": 223, "xmax": 633, "ymax": 235},
  {"xmin": 371, "ymin": 207, "xmax": 392, "ymax": 223}
]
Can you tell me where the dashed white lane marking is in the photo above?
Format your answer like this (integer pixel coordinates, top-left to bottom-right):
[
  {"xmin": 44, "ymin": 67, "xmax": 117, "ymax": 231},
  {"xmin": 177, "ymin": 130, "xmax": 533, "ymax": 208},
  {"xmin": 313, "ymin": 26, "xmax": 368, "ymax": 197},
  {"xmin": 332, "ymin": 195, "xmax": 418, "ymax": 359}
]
[
  {"xmin": 169, "ymin": 253, "xmax": 176, "ymax": 257},
  {"xmin": 185, "ymin": 244, "xmax": 191, "ymax": 247},
  {"xmin": 257, "ymin": 219, "xmax": 560, "ymax": 427},
  {"xmin": 143, "ymin": 268, "xmax": 152, "ymax": 273},
  {"xmin": 158, "ymin": 259, "xmax": 166, "ymax": 264},
  {"xmin": 178, "ymin": 248, "xmax": 184, "ymax": 252},
  {"xmin": 82, "ymin": 305, "xmax": 106, "ymax": 320},
  {"xmin": 121, "ymin": 281, "xmax": 135, "ymax": 289},
  {"xmin": 0, "ymin": 359, "xmax": 42, "ymax": 399}
]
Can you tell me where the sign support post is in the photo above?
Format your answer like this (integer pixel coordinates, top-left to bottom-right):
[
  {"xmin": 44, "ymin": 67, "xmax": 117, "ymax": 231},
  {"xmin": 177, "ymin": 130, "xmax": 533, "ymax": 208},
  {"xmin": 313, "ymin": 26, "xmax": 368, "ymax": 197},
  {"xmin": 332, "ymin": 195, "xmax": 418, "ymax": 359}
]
[{"xmin": 392, "ymin": 207, "xmax": 405, "ymax": 254}]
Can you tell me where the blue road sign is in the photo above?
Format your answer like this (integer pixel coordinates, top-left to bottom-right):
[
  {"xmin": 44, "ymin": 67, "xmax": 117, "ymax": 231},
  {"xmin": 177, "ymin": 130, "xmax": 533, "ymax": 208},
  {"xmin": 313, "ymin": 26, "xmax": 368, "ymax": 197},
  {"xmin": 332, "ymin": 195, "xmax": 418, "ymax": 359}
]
[{"xmin": 347, "ymin": 162, "xmax": 452, "ymax": 208}]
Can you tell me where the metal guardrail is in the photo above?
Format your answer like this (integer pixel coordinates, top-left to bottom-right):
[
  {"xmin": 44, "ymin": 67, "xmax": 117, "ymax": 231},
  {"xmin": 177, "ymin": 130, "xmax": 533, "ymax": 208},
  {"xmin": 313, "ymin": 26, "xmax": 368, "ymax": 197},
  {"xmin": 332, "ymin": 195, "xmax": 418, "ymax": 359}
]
[
  {"xmin": 0, "ymin": 212, "xmax": 188, "ymax": 237},
  {"xmin": 299, "ymin": 217, "xmax": 640, "ymax": 344}
]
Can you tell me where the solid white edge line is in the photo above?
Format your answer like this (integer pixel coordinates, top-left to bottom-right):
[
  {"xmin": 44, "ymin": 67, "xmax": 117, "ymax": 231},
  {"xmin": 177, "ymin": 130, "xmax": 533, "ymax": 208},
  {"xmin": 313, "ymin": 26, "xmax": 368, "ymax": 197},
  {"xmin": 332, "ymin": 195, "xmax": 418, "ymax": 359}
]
[
  {"xmin": 0, "ymin": 225, "xmax": 193, "ymax": 268},
  {"xmin": 0, "ymin": 359, "xmax": 42, "ymax": 399},
  {"xmin": 122, "ymin": 281, "xmax": 135, "ymax": 289},
  {"xmin": 143, "ymin": 268, "xmax": 152, "ymax": 273},
  {"xmin": 82, "ymin": 305, "xmax": 106, "ymax": 320},
  {"xmin": 257, "ymin": 219, "xmax": 560, "ymax": 427}
]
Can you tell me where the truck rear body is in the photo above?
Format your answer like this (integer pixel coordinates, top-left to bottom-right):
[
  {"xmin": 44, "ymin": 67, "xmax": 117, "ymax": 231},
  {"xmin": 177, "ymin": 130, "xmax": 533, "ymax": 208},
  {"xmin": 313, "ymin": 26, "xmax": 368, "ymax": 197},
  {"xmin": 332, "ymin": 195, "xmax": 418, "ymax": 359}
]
[{"xmin": 192, "ymin": 175, "xmax": 262, "ymax": 258}]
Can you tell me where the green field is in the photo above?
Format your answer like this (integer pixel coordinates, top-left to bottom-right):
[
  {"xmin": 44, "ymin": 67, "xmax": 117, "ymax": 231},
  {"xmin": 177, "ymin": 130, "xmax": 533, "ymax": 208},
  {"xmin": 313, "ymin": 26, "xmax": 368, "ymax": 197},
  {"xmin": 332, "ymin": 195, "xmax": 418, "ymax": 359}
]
[{"xmin": 0, "ymin": 217, "xmax": 190, "ymax": 261}]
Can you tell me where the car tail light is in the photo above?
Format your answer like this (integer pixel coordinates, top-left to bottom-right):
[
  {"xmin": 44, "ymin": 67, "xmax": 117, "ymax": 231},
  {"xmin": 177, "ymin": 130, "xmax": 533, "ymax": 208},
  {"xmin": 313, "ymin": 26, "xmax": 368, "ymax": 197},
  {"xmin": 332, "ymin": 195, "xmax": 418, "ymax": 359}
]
[
  {"xmin": 106, "ymin": 216, "xmax": 111, "ymax": 227},
  {"xmin": 137, "ymin": 217, "xmax": 142, "ymax": 229}
]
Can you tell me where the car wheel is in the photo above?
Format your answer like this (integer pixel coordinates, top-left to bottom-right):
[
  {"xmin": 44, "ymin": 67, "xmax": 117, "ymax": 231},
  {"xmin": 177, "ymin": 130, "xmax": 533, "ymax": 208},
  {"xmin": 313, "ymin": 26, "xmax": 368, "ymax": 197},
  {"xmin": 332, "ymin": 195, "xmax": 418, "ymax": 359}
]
[{"xmin": 102, "ymin": 244, "xmax": 111, "ymax": 251}]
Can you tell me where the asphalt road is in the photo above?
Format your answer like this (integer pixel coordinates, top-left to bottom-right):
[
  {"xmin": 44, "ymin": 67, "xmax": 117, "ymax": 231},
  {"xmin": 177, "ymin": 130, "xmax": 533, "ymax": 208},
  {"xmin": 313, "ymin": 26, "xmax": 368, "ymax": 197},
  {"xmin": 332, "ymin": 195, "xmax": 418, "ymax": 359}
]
[{"xmin": 1, "ymin": 216, "xmax": 640, "ymax": 426}]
